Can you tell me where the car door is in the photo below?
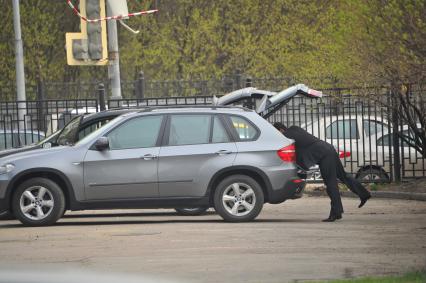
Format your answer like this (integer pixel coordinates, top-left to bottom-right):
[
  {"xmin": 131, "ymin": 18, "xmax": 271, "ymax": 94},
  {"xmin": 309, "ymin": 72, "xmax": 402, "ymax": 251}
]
[
  {"xmin": 361, "ymin": 119, "xmax": 390, "ymax": 167},
  {"xmin": 158, "ymin": 114, "xmax": 237, "ymax": 197},
  {"xmin": 83, "ymin": 115, "xmax": 164, "ymax": 200}
]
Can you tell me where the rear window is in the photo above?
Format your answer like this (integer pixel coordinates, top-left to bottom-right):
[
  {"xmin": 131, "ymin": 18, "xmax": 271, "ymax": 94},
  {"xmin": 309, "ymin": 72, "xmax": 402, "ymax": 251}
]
[
  {"xmin": 229, "ymin": 115, "xmax": 259, "ymax": 141},
  {"xmin": 363, "ymin": 120, "xmax": 387, "ymax": 137}
]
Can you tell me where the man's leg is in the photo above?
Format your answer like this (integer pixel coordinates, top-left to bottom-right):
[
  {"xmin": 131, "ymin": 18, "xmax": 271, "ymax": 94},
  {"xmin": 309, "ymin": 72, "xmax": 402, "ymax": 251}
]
[
  {"xmin": 334, "ymin": 154, "xmax": 371, "ymax": 206},
  {"xmin": 319, "ymin": 155, "xmax": 344, "ymax": 220}
]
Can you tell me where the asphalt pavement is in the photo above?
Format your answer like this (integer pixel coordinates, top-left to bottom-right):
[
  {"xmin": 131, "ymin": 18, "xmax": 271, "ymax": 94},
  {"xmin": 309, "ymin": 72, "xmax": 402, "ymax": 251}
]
[{"xmin": 0, "ymin": 196, "xmax": 425, "ymax": 283}]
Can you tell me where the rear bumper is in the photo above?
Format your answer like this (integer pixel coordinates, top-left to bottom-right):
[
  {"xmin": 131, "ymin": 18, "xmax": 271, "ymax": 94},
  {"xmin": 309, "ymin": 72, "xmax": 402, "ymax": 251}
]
[{"xmin": 268, "ymin": 177, "xmax": 306, "ymax": 204}]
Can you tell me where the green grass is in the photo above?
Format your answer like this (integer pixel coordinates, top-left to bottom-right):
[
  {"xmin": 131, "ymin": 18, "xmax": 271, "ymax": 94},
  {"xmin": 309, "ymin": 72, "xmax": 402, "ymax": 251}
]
[{"xmin": 309, "ymin": 271, "xmax": 426, "ymax": 283}]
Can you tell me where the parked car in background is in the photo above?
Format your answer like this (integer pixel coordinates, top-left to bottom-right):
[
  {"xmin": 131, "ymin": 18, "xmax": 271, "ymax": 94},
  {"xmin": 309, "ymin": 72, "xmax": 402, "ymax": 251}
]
[
  {"xmin": 303, "ymin": 116, "xmax": 424, "ymax": 181},
  {"xmin": 0, "ymin": 106, "xmax": 306, "ymax": 226},
  {"xmin": 0, "ymin": 130, "xmax": 45, "ymax": 151},
  {"xmin": 358, "ymin": 125, "xmax": 424, "ymax": 180}
]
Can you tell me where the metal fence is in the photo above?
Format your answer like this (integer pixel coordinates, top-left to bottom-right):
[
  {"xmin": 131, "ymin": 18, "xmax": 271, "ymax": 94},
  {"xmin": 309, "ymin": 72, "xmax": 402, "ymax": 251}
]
[
  {"xmin": 0, "ymin": 84, "xmax": 425, "ymax": 183},
  {"xmin": 0, "ymin": 73, "xmax": 343, "ymax": 101}
]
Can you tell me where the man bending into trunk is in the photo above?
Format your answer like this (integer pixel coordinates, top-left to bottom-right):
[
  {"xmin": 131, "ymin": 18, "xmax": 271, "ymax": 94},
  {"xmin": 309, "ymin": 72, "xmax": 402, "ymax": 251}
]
[{"xmin": 273, "ymin": 122, "xmax": 371, "ymax": 222}]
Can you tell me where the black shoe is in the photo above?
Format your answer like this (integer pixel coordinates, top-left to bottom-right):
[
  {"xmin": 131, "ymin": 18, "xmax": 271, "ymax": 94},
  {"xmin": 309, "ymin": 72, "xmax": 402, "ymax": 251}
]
[
  {"xmin": 322, "ymin": 215, "xmax": 342, "ymax": 222},
  {"xmin": 359, "ymin": 194, "xmax": 371, "ymax": 208}
]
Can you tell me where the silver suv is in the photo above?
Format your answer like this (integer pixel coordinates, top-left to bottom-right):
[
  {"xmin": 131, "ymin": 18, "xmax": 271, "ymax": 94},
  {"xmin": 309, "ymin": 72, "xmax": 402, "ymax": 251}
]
[{"xmin": 0, "ymin": 106, "xmax": 305, "ymax": 226}]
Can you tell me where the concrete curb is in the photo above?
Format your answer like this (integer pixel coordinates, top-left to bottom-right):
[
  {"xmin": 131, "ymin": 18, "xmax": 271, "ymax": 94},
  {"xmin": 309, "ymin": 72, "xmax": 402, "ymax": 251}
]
[{"xmin": 305, "ymin": 190, "xmax": 426, "ymax": 201}]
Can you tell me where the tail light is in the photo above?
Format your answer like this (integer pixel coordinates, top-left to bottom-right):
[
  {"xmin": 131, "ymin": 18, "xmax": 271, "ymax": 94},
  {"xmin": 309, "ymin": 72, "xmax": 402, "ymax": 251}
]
[
  {"xmin": 339, "ymin": 150, "xmax": 351, "ymax": 158},
  {"xmin": 277, "ymin": 144, "xmax": 296, "ymax": 162}
]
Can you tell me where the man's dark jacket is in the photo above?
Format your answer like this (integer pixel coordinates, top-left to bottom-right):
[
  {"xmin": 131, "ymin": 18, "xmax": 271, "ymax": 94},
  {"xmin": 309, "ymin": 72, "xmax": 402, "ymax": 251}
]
[{"xmin": 283, "ymin": 126, "xmax": 333, "ymax": 170}]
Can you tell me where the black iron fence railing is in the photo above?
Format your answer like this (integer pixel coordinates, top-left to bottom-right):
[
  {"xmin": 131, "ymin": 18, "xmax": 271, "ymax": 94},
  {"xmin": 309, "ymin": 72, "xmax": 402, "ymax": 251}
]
[
  {"xmin": 0, "ymin": 73, "xmax": 344, "ymax": 101},
  {"xmin": 0, "ymin": 84, "xmax": 424, "ymax": 183}
]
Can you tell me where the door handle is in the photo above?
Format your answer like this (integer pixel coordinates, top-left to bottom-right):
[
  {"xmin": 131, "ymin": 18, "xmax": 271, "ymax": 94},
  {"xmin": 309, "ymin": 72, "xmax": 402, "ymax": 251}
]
[
  {"xmin": 215, "ymin": 150, "xmax": 233, "ymax": 155},
  {"xmin": 141, "ymin": 154, "xmax": 158, "ymax": 160}
]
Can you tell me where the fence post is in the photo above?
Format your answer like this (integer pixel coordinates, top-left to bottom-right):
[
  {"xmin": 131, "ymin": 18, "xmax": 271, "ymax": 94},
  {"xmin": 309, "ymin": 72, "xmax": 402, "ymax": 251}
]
[
  {"xmin": 136, "ymin": 71, "xmax": 145, "ymax": 99},
  {"xmin": 98, "ymin": 83, "xmax": 106, "ymax": 111},
  {"xmin": 234, "ymin": 69, "xmax": 242, "ymax": 89},
  {"xmin": 36, "ymin": 76, "xmax": 46, "ymax": 132},
  {"xmin": 245, "ymin": 76, "xmax": 252, "ymax": 87},
  {"xmin": 391, "ymin": 89, "xmax": 401, "ymax": 182}
]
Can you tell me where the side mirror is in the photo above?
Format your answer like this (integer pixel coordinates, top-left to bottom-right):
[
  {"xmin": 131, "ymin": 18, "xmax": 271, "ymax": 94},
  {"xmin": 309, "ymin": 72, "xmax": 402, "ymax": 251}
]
[{"xmin": 94, "ymin": 137, "xmax": 109, "ymax": 151}]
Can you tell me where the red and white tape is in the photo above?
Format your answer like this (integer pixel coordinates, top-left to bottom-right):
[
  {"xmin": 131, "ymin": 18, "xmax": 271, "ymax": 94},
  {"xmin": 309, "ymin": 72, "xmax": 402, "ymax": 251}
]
[{"xmin": 66, "ymin": 0, "xmax": 158, "ymax": 23}]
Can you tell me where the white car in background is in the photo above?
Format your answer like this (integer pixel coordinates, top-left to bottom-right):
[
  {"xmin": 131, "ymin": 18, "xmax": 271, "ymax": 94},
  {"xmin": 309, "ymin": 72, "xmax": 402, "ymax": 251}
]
[
  {"xmin": 303, "ymin": 116, "xmax": 424, "ymax": 181},
  {"xmin": 369, "ymin": 126, "xmax": 424, "ymax": 179}
]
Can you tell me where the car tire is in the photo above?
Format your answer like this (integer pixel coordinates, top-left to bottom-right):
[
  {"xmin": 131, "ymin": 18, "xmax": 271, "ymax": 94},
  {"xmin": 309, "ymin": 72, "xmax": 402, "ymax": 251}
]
[
  {"xmin": 213, "ymin": 175, "xmax": 264, "ymax": 222},
  {"xmin": 175, "ymin": 207, "xmax": 209, "ymax": 216},
  {"xmin": 357, "ymin": 168, "xmax": 390, "ymax": 183},
  {"xmin": 0, "ymin": 211, "xmax": 15, "ymax": 220},
  {"xmin": 12, "ymin": 178, "xmax": 65, "ymax": 227}
]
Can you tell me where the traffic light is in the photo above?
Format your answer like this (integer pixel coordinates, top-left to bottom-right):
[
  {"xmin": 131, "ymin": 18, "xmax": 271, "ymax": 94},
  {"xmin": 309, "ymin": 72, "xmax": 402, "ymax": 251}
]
[{"xmin": 66, "ymin": 0, "xmax": 108, "ymax": 65}]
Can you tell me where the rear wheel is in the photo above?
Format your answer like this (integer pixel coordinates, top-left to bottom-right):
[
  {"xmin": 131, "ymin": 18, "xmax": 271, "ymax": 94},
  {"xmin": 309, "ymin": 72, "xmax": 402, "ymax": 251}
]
[
  {"xmin": 214, "ymin": 175, "xmax": 264, "ymax": 222},
  {"xmin": 12, "ymin": 178, "xmax": 65, "ymax": 226},
  {"xmin": 175, "ymin": 207, "xmax": 209, "ymax": 216}
]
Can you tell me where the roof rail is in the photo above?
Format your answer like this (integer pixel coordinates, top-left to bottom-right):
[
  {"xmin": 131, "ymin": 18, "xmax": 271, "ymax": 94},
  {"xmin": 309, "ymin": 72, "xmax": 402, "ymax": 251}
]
[{"xmin": 137, "ymin": 105, "xmax": 251, "ymax": 113}]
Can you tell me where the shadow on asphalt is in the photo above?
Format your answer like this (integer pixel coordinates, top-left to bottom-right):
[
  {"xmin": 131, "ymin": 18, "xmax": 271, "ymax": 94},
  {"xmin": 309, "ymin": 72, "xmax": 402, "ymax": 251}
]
[{"xmin": 0, "ymin": 217, "xmax": 317, "ymax": 228}]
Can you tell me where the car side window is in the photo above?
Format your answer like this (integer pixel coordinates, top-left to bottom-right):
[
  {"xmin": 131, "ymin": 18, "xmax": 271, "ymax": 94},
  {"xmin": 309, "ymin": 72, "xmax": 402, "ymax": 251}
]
[
  {"xmin": 363, "ymin": 120, "xmax": 386, "ymax": 137},
  {"xmin": 326, "ymin": 120, "xmax": 359, "ymax": 139},
  {"xmin": 229, "ymin": 115, "xmax": 258, "ymax": 141},
  {"xmin": 168, "ymin": 114, "xmax": 211, "ymax": 146},
  {"xmin": 107, "ymin": 116, "xmax": 163, "ymax": 150},
  {"xmin": 212, "ymin": 116, "xmax": 231, "ymax": 143},
  {"xmin": 377, "ymin": 131, "xmax": 411, "ymax": 147}
]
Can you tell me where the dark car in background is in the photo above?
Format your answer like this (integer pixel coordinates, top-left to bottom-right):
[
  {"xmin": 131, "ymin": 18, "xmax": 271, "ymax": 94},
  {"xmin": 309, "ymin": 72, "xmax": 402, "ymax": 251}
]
[{"xmin": 0, "ymin": 130, "xmax": 45, "ymax": 152}]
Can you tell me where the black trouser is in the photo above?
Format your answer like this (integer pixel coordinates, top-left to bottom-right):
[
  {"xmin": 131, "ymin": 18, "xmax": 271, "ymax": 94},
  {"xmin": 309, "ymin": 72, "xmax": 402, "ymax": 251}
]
[{"xmin": 319, "ymin": 147, "xmax": 370, "ymax": 217}]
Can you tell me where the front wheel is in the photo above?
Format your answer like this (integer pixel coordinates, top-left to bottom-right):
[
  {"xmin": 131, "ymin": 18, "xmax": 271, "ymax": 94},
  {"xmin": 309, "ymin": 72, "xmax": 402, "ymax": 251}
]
[
  {"xmin": 12, "ymin": 178, "xmax": 65, "ymax": 226},
  {"xmin": 175, "ymin": 207, "xmax": 209, "ymax": 216},
  {"xmin": 214, "ymin": 175, "xmax": 264, "ymax": 222}
]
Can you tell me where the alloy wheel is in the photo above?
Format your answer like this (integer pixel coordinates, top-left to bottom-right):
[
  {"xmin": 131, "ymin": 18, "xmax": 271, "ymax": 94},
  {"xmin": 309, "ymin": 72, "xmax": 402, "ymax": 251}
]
[
  {"xmin": 19, "ymin": 186, "xmax": 54, "ymax": 221},
  {"xmin": 222, "ymin": 183, "xmax": 256, "ymax": 217}
]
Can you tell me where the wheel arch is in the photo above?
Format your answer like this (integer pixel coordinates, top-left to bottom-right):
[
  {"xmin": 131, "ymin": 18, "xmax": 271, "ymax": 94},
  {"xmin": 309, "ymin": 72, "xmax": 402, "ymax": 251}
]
[
  {"xmin": 356, "ymin": 165, "xmax": 390, "ymax": 181},
  {"xmin": 6, "ymin": 168, "xmax": 77, "ymax": 210},
  {"xmin": 206, "ymin": 166, "xmax": 272, "ymax": 205}
]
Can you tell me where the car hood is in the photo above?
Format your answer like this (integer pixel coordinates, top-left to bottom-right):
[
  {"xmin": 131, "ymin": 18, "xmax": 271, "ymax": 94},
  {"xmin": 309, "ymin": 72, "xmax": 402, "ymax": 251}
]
[
  {"xmin": 0, "ymin": 144, "xmax": 42, "ymax": 159},
  {"xmin": 0, "ymin": 146, "xmax": 72, "ymax": 164}
]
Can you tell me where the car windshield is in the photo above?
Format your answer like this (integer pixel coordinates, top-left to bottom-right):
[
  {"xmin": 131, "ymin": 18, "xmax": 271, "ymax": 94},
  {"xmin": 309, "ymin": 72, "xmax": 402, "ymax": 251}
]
[{"xmin": 56, "ymin": 116, "xmax": 82, "ymax": 146}]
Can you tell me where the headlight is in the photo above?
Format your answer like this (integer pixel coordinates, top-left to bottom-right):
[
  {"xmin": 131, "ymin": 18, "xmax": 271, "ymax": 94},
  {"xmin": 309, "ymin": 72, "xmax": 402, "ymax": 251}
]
[{"xmin": 0, "ymin": 164, "xmax": 15, "ymax": 175}]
